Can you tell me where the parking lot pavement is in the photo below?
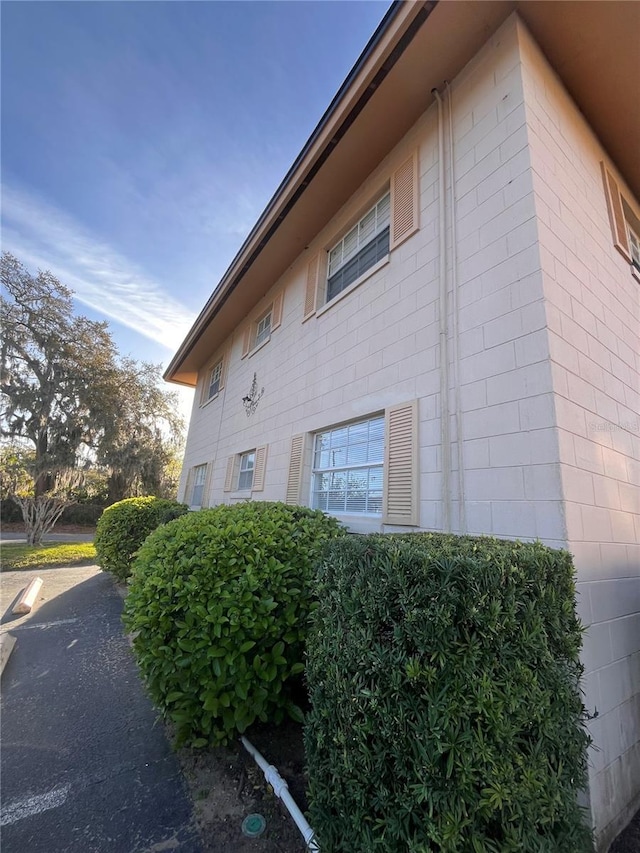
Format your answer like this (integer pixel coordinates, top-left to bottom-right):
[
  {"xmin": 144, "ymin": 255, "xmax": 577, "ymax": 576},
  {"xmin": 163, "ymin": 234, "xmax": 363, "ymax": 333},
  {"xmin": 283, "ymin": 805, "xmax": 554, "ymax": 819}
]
[{"xmin": 1, "ymin": 565, "xmax": 202, "ymax": 853}]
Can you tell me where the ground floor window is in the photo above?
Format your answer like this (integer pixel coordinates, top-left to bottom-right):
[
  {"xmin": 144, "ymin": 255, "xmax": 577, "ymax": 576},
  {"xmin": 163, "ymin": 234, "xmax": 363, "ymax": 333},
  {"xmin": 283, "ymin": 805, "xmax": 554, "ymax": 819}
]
[
  {"xmin": 191, "ymin": 464, "xmax": 207, "ymax": 506},
  {"xmin": 311, "ymin": 415, "xmax": 384, "ymax": 514},
  {"xmin": 238, "ymin": 451, "xmax": 256, "ymax": 490}
]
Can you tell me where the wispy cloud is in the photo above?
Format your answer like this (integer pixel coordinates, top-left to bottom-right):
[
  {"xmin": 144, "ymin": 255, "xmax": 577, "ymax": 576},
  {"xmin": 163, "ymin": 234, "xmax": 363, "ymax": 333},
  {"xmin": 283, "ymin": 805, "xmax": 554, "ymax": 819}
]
[{"xmin": 1, "ymin": 183, "xmax": 196, "ymax": 351}]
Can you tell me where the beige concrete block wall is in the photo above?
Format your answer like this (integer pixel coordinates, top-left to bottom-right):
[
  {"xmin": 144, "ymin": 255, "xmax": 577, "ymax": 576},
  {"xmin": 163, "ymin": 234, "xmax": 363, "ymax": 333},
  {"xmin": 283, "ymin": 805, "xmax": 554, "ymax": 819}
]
[
  {"xmin": 180, "ymin": 15, "xmax": 567, "ymax": 544},
  {"xmin": 518, "ymin": 19, "xmax": 640, "ymax": 851}
]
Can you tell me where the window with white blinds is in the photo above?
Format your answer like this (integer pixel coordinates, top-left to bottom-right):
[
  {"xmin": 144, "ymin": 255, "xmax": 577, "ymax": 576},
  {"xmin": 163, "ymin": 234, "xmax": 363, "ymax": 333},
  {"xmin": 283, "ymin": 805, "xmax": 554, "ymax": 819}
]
[
  {"xmin": 206, "ymin": 360, "xmax": 223, "ymax": 401},
  {"xmin": 311, "ymin": 415, "xmax": 384, "ymax": 515},
  {"xmin": 326, "ymin": 193, "xmax": 390, "ymax": 302}
]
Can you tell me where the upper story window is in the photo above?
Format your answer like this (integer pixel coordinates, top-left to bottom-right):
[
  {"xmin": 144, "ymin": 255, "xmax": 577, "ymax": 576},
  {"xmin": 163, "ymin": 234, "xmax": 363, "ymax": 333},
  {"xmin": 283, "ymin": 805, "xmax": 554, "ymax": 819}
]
[
  {"xmin": 200, "ymin": 351, "xmax": 228, "ymax": 406},
  {"xmin": 254, "ymin": 310, "xmax": 272, "ymax": 347},
  {"xmin": 206, "ymin": 360, "xmax": 223, "ymax": 401},
  {"xmin": 628, "ymin": 224, "xmax": 640, "ymax": 270},
  {"xmin": 302, "ymin": 150, "xmax": 419, "ymax": 321},
  {"xmin": 326, "ymin": 193, "xmax": 390, "ymax": 302},
  {"xmin": 601, "ymin": 161, "xmax": 640, "ymax": 280},
  {"xmin": 242, "ymin": 292, "xmax": 283, "ymax": 358},
  {"xmin": 311, "ymin": 415, "xmax": 384, "ymax": 515}
]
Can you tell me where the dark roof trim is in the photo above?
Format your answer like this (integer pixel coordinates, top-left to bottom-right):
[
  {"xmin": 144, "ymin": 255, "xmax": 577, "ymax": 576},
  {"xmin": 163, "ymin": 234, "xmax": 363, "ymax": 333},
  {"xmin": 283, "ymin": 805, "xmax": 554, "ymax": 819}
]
[{"xmin": 165, "ymin": 0, "xmax": 437, "ymax": 380}]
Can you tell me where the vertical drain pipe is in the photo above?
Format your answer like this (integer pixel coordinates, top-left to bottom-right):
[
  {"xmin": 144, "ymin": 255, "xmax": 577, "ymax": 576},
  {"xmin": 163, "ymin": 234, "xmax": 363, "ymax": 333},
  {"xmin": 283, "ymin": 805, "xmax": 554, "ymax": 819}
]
[
  {"xmin": 446, "ymin": 80, "xmax": 466, "ymax": 534},
  {"xmin": 433, "ymin": 87, "xmax": 450, "ymax": 532}
]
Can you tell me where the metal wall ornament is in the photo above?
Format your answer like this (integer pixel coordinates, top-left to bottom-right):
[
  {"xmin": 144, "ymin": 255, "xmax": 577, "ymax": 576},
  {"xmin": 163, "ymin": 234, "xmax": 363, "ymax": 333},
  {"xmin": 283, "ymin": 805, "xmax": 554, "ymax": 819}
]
[{"xmin": 242, "ymin": 373, "xmax": 264, "ymax": 417}]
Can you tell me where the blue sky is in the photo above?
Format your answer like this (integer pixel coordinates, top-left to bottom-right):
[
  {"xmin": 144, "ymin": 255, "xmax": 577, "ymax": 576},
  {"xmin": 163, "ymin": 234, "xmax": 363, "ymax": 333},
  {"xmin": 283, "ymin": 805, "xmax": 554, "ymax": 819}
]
[{"xmin": 1, "ymin": 0, "xmax": 388, "ymax": 418}]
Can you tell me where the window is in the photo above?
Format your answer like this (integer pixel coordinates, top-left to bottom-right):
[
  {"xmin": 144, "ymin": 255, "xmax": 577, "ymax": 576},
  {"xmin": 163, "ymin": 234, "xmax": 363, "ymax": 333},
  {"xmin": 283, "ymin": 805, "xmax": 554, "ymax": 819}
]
[
  {"xmin": 185, "ymin": 465, "xmax": 209, "ymax": 506},
  {"xmin": 312, "ymin": 415, "xmax": 384, "ymax": 515},
  {"xmin": 242, "ymin": 293, "xmax": 283, "ymax": 357},
  {"xmin": 206, "ymin": 360, "xmax": 223, "ymax": 401},
  {"xmin": 303, "ymin": 150, "xmax": 419, "ymax": 320},
  {"xmin": 254, "ymin": 310, "xmax": 272, "ymax": 347},
  {"xmin": 238, "ymin": 451, "xmax": 255, "ymax": 490},
  {"xmin": 601, "ymin": 161, "xmax": 640, "ymax": 278},
  {"xmin": 628, "ymin": 224, "xmax": 640, "ymax": 270},
  {"xmin": 326, "ymin": 193, "xmax": 390, "ymax": 302},
  {"xmin": 224, "ymin": 445, "xmax": 268, "ymax": 492}
]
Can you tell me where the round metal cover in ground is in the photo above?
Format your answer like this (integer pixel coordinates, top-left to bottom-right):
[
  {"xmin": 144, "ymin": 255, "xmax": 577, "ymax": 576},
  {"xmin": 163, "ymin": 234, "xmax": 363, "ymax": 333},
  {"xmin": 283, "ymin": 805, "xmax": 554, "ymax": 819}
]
[{"xmin": 242, "ymin": 813, "xmax": 266, "ymax": 838}]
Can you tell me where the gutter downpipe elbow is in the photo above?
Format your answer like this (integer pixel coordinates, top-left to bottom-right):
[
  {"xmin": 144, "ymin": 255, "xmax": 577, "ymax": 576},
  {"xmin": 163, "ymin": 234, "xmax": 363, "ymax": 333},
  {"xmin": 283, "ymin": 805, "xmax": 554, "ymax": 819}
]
[
  {"xmin": 241, "ymin": 735, "xmax": 320, "ymax": 852},
  {"xmin": 433, "ymin": 87, "xmax": 451, "ymax": 532}
]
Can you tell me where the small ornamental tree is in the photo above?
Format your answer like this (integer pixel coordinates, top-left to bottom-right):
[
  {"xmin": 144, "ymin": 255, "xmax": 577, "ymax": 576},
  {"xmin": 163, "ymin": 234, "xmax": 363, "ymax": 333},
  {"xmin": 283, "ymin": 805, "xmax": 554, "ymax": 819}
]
[
  {"xmin": 95, "ymin": 496, "xmax": 188, "ymax": 581},
  {"xmin": 123, "ymin": 502, "xmax": 345, "ymax": 746}
]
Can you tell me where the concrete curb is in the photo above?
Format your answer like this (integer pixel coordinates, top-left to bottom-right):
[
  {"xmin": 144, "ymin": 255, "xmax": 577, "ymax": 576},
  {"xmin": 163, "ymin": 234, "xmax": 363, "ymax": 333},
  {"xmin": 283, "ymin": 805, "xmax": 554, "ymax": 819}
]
[
  {"xmin": 0, "ymin": 633, "xmax": 17, "ymax": 676},
  {"xmin": 13, "ymin": 577, "xmax": 44, "ymax": 615}
]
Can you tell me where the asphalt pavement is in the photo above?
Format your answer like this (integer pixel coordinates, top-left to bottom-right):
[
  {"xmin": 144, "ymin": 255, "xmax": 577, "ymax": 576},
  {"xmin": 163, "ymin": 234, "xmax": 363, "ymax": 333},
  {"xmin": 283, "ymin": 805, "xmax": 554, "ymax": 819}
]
[{"xmin": 0, "ymin": 564, "xmax": 202, "ymax": 853}]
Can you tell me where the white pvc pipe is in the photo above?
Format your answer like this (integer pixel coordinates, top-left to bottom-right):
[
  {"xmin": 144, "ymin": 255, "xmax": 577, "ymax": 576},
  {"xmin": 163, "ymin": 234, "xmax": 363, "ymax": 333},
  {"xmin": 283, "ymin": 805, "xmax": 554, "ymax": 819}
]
[
  {"xmin": 240, "ymin": 735, "xmax": 320, "ymax": 852},
  {"xmin": 432, "ymin": 87, "xmax": 451, "ymax": 531}
]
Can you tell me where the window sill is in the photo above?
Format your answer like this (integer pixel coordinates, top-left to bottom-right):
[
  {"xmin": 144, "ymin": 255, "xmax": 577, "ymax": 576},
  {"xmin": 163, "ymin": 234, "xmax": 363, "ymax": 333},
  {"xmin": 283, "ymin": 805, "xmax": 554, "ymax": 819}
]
[
  {"xmin": 200, "ymin": 392, "xmax": 220, "ymax": 409},
  {"xmin": 243, "ymin": 336, "xmax": 271, "ymax": 360},
  {"xmin": 323, "ymin": 513, "xmax": 384, "ymax": 534},
  {"xmin": 315, "ymin": 256, "xmax": 389, "ymax": 318}
]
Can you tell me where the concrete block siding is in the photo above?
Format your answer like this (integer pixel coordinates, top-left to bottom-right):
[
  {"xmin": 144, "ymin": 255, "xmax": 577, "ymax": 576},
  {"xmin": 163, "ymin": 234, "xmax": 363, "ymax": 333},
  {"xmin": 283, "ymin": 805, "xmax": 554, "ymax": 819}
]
[
  {"xmin": 179, "ymin": 13, "xmax": 638, "ymax": 848},
  {"xmin": 518, "ymin": 20, "xmax": 640, "ymax": 850}
]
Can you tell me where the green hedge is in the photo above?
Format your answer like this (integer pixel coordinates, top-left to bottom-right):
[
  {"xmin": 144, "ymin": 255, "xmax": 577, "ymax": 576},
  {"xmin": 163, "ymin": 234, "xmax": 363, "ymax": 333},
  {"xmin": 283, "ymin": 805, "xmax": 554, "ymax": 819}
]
[
  {"xmin": 123, "ymin": 501, "xmax": 346, "ymax": 746},
  {"xmin": 95, "ymin": 496, "xmax": 188, "ymax": 581},
  {"xmin": 305, "ymin": 533, "xmax": 593, "ymax": 853}
]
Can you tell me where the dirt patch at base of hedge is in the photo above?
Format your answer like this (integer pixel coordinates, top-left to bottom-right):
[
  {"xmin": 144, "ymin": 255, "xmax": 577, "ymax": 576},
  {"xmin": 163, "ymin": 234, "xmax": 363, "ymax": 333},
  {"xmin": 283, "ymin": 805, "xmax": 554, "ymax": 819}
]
[{"xmin": 175, "ymin": 720, "xmax": 308, "ymax": 853}]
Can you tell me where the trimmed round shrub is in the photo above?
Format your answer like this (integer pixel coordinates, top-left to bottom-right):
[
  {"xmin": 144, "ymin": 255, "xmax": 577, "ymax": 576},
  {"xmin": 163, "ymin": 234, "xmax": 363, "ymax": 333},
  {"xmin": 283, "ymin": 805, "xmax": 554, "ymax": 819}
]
[
  {"xmin": 123, "ymin": 501, "xmax": 345, "ymax": 746},
  {"xmin": 95, "ymin": 496, "xmax": 188, "ymax": 581},
  {"xmin": 305, "ymin": 533, "xmax": 593, "ymax": 853}
]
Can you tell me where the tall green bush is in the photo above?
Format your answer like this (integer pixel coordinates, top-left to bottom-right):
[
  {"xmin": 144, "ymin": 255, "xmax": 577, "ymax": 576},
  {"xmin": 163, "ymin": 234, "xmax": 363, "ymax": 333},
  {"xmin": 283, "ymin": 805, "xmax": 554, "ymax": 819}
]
[
  {"xmin": 305, "ymin": 533, "xmax": 593, "ymax": 853},
  {"xmin": 95, "ymin": 496, "xmax": 188, "ymax": 581},
  {"xmin": 123, "ymin": 501, "xmax": 345, "ymax": 746}
]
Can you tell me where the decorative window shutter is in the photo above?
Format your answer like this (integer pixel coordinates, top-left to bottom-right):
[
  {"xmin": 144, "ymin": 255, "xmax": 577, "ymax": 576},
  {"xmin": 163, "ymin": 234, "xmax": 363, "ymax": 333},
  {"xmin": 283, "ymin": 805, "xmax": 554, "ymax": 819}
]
[
  {"xmin": 223, "ymin": 455, "xmax": 236, "ymax": 492},
  {"xmin": 271, "ymin": 293, "xmax": 283, "ymax": 330},
  {"xmin": 199, "ymin": 462, "xmax": 213, "ymax": 508},
  {"xmin": 184, "ymin": 467, "xmax": 195, "ymax": 505},
  {"xmin": 383, "ymin": 400, "xmax": 419, "ymax": 525},
  {"xmin": 390, "ymin": 151, "xmax": 419, "ymax": 250},
  {"xmin": 600, "ymin": 162, "xmax": 631, "ymax": 261},
  {"xmin": 253, "ymin": 445, "xmax": 268, "ymax": 491},
  {"xmin": 219, "ymin": 351, "xmax": 228, "ymax": 392},
  {"xmin": 303, "ymin": 255, "xmax": 319, "ymax": 320},
  {"xmin": 285, "ymin": 434, "xmax": 305, "ymax": 504},
  {"xmin": 241, "ymin": 326, "xmax": 252, "ymax": 358}
]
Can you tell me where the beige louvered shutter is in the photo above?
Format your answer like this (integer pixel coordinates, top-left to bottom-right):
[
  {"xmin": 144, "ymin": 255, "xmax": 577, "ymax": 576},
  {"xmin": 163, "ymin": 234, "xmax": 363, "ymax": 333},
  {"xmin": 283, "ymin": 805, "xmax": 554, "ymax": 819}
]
[
  {"xmin": 241, "ymin": 326, "xmax": 252, "ymax": 358},
  {"xmin": 383, "ymin": 400, "xmax": 419, "ymax": 526},
  {"xmin": 183, "ymin": 467, "xmax": 194, "ymax": 505},
  {"xmin": 390, "ymin": 150, "xmax": 419, "ymax": 250},
  {"xmin": 223, "ymin": 455, "xmax": 236, "ymax": 492},
  {"xmin": 271, "ymin": 293, "xmax": 283, "ymax": 330},
  {"xmin": 218, "ymin": 350, "xmax": 228, "ymax": 392},
  {"xmin": 286, "ymin": 434, "xmax": 305, "ymax": 504},
  {"xmin": 200, "ymin": 462, "xmax": 214, "ymax": 508},
  {"xmin": 303, "ymin": 255, "xmax": 319, "ymax": 321},
  {"xmin": 253, "ymin": 445, "xmax": 268, "ymax": 491},
  {"xmin": 601, "ymin": 162, "xmax": 631, "ymax": 261}
]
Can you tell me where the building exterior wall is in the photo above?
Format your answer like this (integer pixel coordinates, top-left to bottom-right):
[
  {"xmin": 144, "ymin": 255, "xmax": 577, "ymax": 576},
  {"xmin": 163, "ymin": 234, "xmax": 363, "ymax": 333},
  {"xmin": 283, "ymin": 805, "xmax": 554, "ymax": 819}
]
[
  {"xmin": 180, "ymin": 14, "xmax": 566, "ymax": 543},
  {"xmin": 177, "ymin": 14, "xmax": 638, "ymax": 847},
  {"xmin": 518, "ymin": 21, "xmax": 640, "ymax": 851}
]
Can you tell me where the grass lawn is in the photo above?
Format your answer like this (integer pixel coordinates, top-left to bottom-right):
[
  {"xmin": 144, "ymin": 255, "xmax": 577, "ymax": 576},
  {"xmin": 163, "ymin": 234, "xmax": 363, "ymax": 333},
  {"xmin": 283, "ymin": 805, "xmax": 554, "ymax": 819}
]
[{"xmin": 1, "ymin": 542, "xmax": 97, "ymax": 572}]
